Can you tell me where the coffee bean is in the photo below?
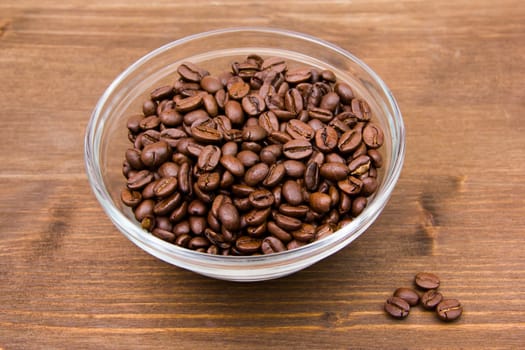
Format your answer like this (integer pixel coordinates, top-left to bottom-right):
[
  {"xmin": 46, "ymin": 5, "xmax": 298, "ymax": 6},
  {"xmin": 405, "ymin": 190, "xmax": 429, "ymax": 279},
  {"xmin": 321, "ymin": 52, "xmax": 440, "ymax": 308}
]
[
  {"xmin": 286, "ymin": 119, "xmax": 315, "ymax": 141},
  {"xmin": 436, "ymin": 299, "xmax": 463, "ymax": 321},
  {"xmin": 284, "ymin": 88, "xmax": 304, "ymax": 115},
  {"xmin": 261, "ymin": 236, "xmax": 287, "ymax": 254},
  {"xmin": 120, "ymin": 188, "xmax": 142, "ymax": 207},
  {"xmin": 153, "ymin": 191, "xmax": 182, "ymax": 216},
  {"xmin": 217, "ymin": 202, "xmax": 241, "ymax": 231},
  {"xmin": 278, "ymin": 204, "xmax": 309, "ymax": 218},
  {"xmin": 393, "ymin": 288, "xmax": 420, "ymax": 306},
  {"xmin": 200, "ymin": 75, "xmax": 223, "ymax": 93},
  {"xmin": 283, "ymin": 160, "xmax": 306, "ymax": 178},
  {"xmin": 247, "ymin": 189, "xmax": 275, "ymax": 209},
  {"xmin": 283, "ymin": 139, "xmax": 313, "ymax": 160},
  {"xmin": 242, "ymin": 94, "xmax": 266, "ymax": 116},
  {"xmin": 258, "ymin": 111, "xmax": 280, "ymax": 133},
  {"xmin": 315, "ymin": 126, "xmax": 339, "ymax": 152},
  {"xmin": 242, "ymin": 125, "xmax": 267, "ymax": 142},
  {"xmin": 319, "ymin": 92, "xmax": 340, "ymax": 112},
  {"xmin": 153, "ymin": 176, "xmax": 178, "ymax": 198},
  {"xmin": 363, "ymin": 123, "xmax": 384, "ymax": 148},
  {"xmin": 235, "ymin": 236, "xmax": 262, "ymax": 254},
  {"xmin": 337, "ymin": 176, "xmax": 363, "ymax": 196},
  {"xmin": 334, "ymin": 82, "xmax": 354, "ymax": 104},
  {"xmin": 141, "ymin": 141, "xmax": 171, "ymax": 168},
  {"xmin": 197, "ymin": 145, "xmax": 221, "ymax": 171},
  {"xmin": 384, "ymin": 296, "xmax": 410, "ymax": 319},
  {"xmin": 292, "ymin": 223, "xmax": 315, "ymax": 242},
  {"xmin": 191, "ymin": 124, "xmax": 223, "ymax": 143},
  {"xmin": 244, "ymin": 163, "xmax": 270, "ymax": 187},
  {"xmin": 273, "ymin": 212, "xmax": 302, "ymax": 231},
  {"xmin": 309, "ymin": 192, "xmax": 332, "ymax": 214},
  {"xmin": 127, "ymin": 169, "xmax": 154, "ymax": 190},
  {"xmin": 304, "ymin": 162, "xmax": 320, "ymax": 191},
  {"xmin": 220, "ymin": 155, "xmax": 245, "ymax": 177},
  {"xmin": 338, "ymin": 129, "xmax": 362, "ymax": 154},
  {"xmin": 262, "ymin": 163, "xmax": 286, "ymax": 187},
  {"xmin": 282, "ymin": 180, "xmax": 303, "ymax": 206},
  {"xmin": 415, "ymin": 272, "xmax": 441, "ymax": 290},
  {"xmin": 421, "ymin": 289, "xmax": 443, "ymax": 310},
  {"xmin": 170, "ymin": 202, "xmax": 188, "ymax": 223},
  {"xmin": 260, "ymin": 144, "xmax": 282, "ymax": 165},
  {"xmin": 227, "ymin": 77, "xmax": 250, "ymax": 99},
  {"xmin": 351, "ymin": 196, "xmax": 367, "ymax": 216}
]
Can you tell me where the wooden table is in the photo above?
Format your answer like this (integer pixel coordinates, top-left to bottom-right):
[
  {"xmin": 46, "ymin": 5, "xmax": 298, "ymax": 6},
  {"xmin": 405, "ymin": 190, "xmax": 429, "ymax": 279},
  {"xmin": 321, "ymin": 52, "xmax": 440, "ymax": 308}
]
[{"xmin": 1, "ymin": 0, "xmax": 524, "ymax": 348}]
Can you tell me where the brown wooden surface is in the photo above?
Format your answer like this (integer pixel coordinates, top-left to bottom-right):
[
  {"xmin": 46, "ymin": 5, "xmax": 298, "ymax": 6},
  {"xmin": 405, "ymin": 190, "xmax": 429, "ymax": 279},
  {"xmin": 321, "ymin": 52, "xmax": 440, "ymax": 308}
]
[{"xmin": 1, "ymin": 0, "xmax": 524, "ymax": 349}]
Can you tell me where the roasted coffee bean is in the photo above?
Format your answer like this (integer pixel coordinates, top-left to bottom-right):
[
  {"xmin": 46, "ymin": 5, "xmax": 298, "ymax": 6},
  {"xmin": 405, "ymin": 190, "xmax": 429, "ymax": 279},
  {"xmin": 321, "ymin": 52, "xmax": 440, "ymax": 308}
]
[
  {"xmin": 304, "ymin": 162, "xmax": 320, "ymax": 191},
  {"xmin": 187, "ymin": 199, "xmax": 207, "ymax": 216},
  {"xmin": 244, "ymin": 208, "xmax": 271, "ymax": 226},
  {"xmin": 436, "ymin": 299, "xmax": 463, "ymax": 322},
  {"xmin": 338, "ymin": 129, "xmax": 362, "ymax": 154},
  {"xmin": 193, "ymin": 182, "xmax": 214, "ymax": 203},
  {"xmin": 152, "ymin": 228, "xmax": 175, "ymax": 242},
  {"xmin": 367, "ymin": 149, "xmax": 383, "ymax": 168},
  {"xmin": 363, "ymin": 123, "xmax": 384, "ymax": 148},
  {"xmin": 285, "ymin": 67, "xmax": 312, "ymax": 84},
  {"xmin": 421, "ymin": 289, "xmax": 443, "ymax": 310},
  {"xmin": 286, "ymin": 119, "xmax": 315, "ymax": 141},
  {"xmin": 125, "ymin": 148, "xmax": 144, "ymax": 170},
  {"xmin": 361, "ymin": 177, "xmax": 378, "ymax": 196},
  {"xmin": 262, "ymin": 163, "xmax": 286, "ymax": 187},
  {"xmin": 351, "ymin": 196, "xmax": 367, "ymax": 216},
  {"xmin": 217, "ymin": 203, "xmax": 241, "ymax": 231},
  {"xmin": 204, "ymin": 228, "xmax": 230, "ymax": 249},
  {"xmin": 314, "ymin": 126, "xmax": 339, "ymax": 152},
  {"xmin": 197, "ymin": 171, "xmax": 221, "ymax": 191},
  {"xmin": 314, "ymin": 223, "xmax": 336, "ymax": 241},
  {"xmin": 220, "ymin": 155, "xmax": 245, "ymax": 177},
  {"xmin": 261, "ymin": 236, "xmax": 287, "ymax": 254},
  {"xmin": 188, "ymin": 236, "xmax": 210, "ymax": 250},
  {"xmin": 187, "ymin": 216, "xmax": 205, "ymax": 236},
  {"xmin": 200, "ymin": 75, "xmax": 223, "ymax": 93},
  {"xmin": 235, "ymin": 150, "xmax": 259, "ymax": 168},
  {"xmin": 273, "ymin": 212, "xmax": 302, "ymax": 231},
  {"xmin": 139, "ymin": 115, "xmax": 161, "ymax": 131},
  {"xmin": 246, "ymin": 222, "xmax": 267, "ymax": 238},
  {"xmin": 174, "ymin": 233, "xmax": 191, "ymax": 247},
  {"xmin": 248, "ymin": 189, "xmax": 275, "ymax": 209},
  {"xmin": 284, "ymin": 88, "xmax": 304, "ymax": 115},
  {"xmin": 141, "ymin": 141, "xmax": 171, "ymax": 168},
  {"xmin": 127, "ymin": 169, "xmax": 154, "ymax": 190},
  {"xmin": 394, "ymin": 288, "xmax": 420, "ymax": 306},
  {"xmin": 278, "ymin": 204, "xmax": 309, "ymax": 218},
  {"xmin": 176, "ymin": 94, "xmax": 203, "ymax": 113},
  {"xmin": 120, "ymin": 188, "xmax": 142, "ymax": 207},
  {"xmin": 310, "ymin": 192, "xmax": 332, "ymax": 214},
  {"xmin": 282, "ymin": 160, "xmax": 305, "ymax": 178},
  {"xmin": 348, "ymin": 155, "xmax": 371, "ymax": 176},
  {"xmin": 267, "ymin": 221, "xmax": 293, "ymax": 242},
  {"xmin": 178, "ymin": 162, "xmax": 192, "ymax": 194},
  {"xmin": 235, "ymin": 236, "xmax": 262, "ymax": 254},
  {"xmin": 241, "ymin": 94, "xmax": 266, "ymax": 116},
  {"xmin": 292, "ymin": 223, "xmax": 315, "ymax": 242},
  {"xmin": 319, "ymin": 92, "xmax": 340, "ymax": 112},
  {"xmin": 415, "ymin": 272, "xmax": 441, "ymax": 290},
  {"xmin": 231, "ymin": 184, "xmax": 256, "ymax": 197},
  {"xmin": 191, "ymin": 124, "xmax": 223, "ymax": 143},
  {"xmin": 282, "ymin": 180, "xmax": 303, "ymax": 206},
  {"xmin": 258, "ymin": 111, "xmax": 279, "ymax": 133},
  {"xmin": 320, "ymin": 162, "xmax": 349, "ymax": 181},
  {"xmin": 283, "ymin": 139, "xmax": 313, "ymax": 160},
  {"xmin": 244, "ymin": 163, "xmax": 270, "ymax": 187},
  {"xmin": 334, "ymin": 82, "xmax": 354, "ymax": 104},
  {"xmin": 153, "ymin": 176, "xmax": 178, "ymax": 198},
  {"xmin": 338, "ymin": 176, "xmax": 363, "ymax": 196},
  {"xmin": 170, "ymin": 202, "xmax": 188, "ymax": 223},
  {"xmin": 197, "ymin": 145, "xmax": 221, "ymax": 171},
  {"xmin": 338, "ymin": 193, "xmax": 352, "ymax": 215},
  {"xmin": 154, "ymin": 192, "xmax": 182, "ymax": 216},
  {"xmin": 261, "ymin": 57, "xmax": 287, "ymax": 72},
  {"xmin": 178, "ymin": 62, "xmax": 209, "ymax": 82},
  {"xmin": 242, "ymin": 125, "xmax": 267, "ymax": 142},
  {"xmin": 384, "ymin": 296, "xmax": 410, "ymax": 319}
]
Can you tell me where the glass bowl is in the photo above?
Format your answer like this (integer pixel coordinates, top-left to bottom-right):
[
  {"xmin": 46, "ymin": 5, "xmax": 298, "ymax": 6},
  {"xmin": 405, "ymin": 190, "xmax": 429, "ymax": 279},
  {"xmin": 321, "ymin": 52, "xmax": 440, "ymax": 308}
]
[{"xmin": 85, "ymin": 27, "xmax": 405, "ymax": 282}]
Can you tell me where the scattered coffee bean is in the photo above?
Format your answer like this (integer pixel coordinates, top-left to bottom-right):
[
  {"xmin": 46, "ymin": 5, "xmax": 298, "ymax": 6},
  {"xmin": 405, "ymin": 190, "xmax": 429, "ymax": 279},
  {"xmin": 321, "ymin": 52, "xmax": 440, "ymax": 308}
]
[
  {"xmin": 121, "ymin": 55, "xmax": 386, "ymax": 255},
  {"xmin": 384, "ymin": 296, "xmax": 410, "ymax": 319},
  {"xmin": 415, "ymin": 272, "xmax": 441, "ymax": 290},
  {"xmin": 393, "ymin": 287, "xmax": 420, "ymax": 306},
  {"xmin": 421, "ymin": 289, "xmax": 443, "ymax": 310},
  {"xmin": 436, "ymin": 299, "xmax": 463, "ymax": 322}
]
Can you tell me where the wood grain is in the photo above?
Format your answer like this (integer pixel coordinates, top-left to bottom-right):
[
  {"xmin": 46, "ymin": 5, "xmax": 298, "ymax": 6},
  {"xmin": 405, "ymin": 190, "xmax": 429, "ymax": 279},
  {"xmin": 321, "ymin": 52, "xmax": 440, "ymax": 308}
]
[{"xmin": 1, "ymin": 0, "xmax": 524, "ymax": 348}]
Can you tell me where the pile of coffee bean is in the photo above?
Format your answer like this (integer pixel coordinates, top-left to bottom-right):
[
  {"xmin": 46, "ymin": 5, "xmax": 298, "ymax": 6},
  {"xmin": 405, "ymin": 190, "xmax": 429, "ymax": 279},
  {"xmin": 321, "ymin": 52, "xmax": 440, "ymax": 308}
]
[
  {"xmin": 384, "ymin": 272, "xmax": 463, "ymax": 322},
  {"xmin": 121, "ymin": 54, "xmax": 385, "ymax": 255}
]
